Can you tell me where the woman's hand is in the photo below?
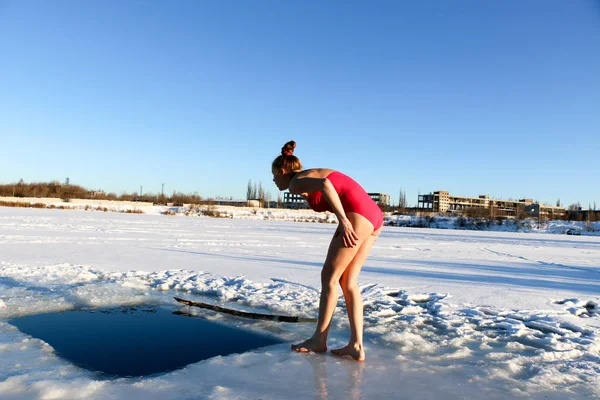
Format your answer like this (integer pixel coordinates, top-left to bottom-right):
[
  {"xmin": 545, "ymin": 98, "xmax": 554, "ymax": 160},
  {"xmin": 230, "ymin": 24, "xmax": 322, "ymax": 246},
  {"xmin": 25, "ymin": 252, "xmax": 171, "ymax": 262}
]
[{"xmin": 335, "ymin": 218, "xmax": 359, "ymax": 248}]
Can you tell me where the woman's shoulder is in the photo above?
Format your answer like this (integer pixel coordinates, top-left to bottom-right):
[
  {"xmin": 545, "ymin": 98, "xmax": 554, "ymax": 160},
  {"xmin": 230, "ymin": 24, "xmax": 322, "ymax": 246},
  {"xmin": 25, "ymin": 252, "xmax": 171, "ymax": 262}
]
[
  {"xmin": 296, "ymin": 168, "xmax": 337, "ymax": 178},
  {"xmin": 289, "ymin": 169, "xmax": 338, "ymax": 196}
]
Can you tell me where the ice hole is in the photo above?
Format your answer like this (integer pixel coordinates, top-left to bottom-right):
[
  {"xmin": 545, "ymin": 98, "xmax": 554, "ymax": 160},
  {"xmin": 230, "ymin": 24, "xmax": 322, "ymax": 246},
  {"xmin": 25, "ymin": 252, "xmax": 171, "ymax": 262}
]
[{"xmin": 8, "ymin": 305, "xmax": 283, "ymax": 378}]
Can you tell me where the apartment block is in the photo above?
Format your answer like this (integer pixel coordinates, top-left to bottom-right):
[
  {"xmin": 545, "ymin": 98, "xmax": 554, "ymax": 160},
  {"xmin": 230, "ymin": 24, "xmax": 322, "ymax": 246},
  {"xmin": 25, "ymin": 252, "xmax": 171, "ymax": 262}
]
[{"xmin": 418, "ymin": 190, "xmax": 565, "ymax": 218}]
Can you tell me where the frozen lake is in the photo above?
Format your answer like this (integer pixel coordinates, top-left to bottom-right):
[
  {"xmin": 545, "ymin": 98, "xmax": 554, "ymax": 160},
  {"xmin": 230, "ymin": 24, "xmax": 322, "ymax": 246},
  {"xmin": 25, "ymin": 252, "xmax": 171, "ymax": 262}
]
[{"xmin": 1, "ymin": 207, "xmax": 599, "ymax": 399}]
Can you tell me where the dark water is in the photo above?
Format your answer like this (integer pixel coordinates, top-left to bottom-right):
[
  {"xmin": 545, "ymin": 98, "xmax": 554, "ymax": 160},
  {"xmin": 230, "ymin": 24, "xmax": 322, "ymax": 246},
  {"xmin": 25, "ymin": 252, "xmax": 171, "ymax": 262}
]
[{"xmin": 8, "ymin": 305, "xmax": 283, "ymax": 378}]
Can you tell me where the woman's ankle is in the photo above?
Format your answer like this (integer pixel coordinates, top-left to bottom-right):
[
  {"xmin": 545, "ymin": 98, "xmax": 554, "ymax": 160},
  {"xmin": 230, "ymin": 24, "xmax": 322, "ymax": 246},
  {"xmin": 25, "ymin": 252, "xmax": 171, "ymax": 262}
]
[{"xmin": 311, "ymin": 334, "xmax": 328, "ymax": 345}]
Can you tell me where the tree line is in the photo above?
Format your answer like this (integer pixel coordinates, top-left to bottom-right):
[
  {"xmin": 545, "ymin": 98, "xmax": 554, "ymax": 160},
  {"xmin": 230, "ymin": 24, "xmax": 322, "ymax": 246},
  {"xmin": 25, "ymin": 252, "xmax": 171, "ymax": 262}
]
[
  {"xmin": 246, "ymin": 180, "xmax": 282, "ymax": 207},
  {"xmin": 0, "ymin": 180, "xmax": 206, "ymax": 206}
]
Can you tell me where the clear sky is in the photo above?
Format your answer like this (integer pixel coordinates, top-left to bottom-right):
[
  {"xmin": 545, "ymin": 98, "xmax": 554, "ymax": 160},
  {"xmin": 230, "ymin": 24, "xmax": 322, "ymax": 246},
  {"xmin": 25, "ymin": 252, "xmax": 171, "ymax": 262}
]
[{"xmin": 1, "ymin": 1, "xmax": 598, "ymax": 208}]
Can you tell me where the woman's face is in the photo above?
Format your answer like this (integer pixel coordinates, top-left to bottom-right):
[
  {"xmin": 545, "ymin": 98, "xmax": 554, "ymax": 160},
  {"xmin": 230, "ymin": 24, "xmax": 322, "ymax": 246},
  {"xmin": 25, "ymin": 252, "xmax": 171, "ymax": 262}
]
[{"xmin": 272, "ymin": 167, "xmax": 289, "ymax": 191}]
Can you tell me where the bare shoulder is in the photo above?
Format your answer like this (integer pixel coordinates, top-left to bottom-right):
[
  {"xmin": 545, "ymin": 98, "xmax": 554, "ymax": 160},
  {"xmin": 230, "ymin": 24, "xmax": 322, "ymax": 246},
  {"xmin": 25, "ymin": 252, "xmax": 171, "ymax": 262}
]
[
  {"xmin": 295, "ymin": 168, "xmax": 336, "ymax": 179},
  {"xmin": 289, "ymin": 168, "xmax": 336, "ymax": 195}
]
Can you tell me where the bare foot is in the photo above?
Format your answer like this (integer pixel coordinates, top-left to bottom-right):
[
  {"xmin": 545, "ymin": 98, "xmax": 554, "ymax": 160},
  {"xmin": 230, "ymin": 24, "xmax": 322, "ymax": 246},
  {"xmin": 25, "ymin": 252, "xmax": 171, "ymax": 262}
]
[
  {"xmin": 291, "ymin": 337, "xmax": 327, "ymax": 353},
  {"xmin": 330, "ymin": 344, "xmax": 365, "ymax": 361}
]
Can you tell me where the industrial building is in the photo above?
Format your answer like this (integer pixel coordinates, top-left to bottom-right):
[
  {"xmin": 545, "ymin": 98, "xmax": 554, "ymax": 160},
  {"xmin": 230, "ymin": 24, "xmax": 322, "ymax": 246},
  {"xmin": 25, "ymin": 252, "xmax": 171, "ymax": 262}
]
[
  {"xmin": 283, "ymin": 192, "xmax": 390, "ymax": 210},
  {"xmin": 417, "ymin": 190, "xmax": 565, "ymax": 218}
]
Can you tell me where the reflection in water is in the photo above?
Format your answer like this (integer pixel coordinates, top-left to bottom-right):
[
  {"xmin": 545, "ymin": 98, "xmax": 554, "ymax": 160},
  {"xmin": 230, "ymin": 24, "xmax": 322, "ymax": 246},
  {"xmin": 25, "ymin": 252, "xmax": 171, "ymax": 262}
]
[
  {"xmin": 307, "ymin": 356, "xmax": 328, "ymax": 400},
  {"xmin": 305, "ymin": 355, "xmax": 364, "ymax": 400},
  {"xmin": 344, "ymin": 360, "xmax": 364, "ymax": 400}
]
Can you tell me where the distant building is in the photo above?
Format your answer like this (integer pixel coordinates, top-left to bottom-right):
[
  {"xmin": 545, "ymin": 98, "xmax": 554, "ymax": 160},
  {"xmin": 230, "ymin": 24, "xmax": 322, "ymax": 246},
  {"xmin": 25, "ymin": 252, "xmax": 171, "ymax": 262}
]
[
  {"xmin": 368, "ymin": 193, "xmax": 390, "ymax": 208},
  {"xmin": 283, "ymin": 191, "xmax": 390, "ymax": 210},
  {"xmin": 566, "ymin": 209, "xmax": 600, "ymax": 221},
  {"xmin": 204, "ymin": 199, "xmax": 259, "ymax": 207},
  {"xmin": 87, "ymin": 190, "xmax": 105, "ymax": 198},
  {"xmin": 418, "ymin": 190, "xmax": 565, "ymax": 218},
  {"xmin": 283, "ymin": 192, "xmax": 310, "ymax": 209}
]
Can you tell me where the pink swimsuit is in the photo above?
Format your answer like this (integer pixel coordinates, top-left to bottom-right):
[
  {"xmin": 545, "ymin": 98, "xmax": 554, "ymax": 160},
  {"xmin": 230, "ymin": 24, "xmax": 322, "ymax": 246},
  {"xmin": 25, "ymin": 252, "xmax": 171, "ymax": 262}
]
[{"xmin": 305, "ymin": 171, "xmax": 384, "ymax": 231}]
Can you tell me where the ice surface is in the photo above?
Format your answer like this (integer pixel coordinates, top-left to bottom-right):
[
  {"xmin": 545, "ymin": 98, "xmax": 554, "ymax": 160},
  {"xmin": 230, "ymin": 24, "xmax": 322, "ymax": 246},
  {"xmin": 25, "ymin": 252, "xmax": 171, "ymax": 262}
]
[{"xmin": 0, "ymin": 207, "xmax": 599, "ymax": 399}]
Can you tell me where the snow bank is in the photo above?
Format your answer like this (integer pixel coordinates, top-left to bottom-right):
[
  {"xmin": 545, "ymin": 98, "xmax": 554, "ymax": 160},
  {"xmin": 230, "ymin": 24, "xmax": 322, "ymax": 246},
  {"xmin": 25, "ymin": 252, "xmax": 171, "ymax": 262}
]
[{"xmin": 1, "ymin": 261, "xmax": 599, "ymax": 399}]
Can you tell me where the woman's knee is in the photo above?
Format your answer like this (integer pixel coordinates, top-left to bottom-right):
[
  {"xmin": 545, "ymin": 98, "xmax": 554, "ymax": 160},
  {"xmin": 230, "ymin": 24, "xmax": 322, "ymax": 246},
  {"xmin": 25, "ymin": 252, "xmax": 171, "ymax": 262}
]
[
  {"xmin": 321, "ymin": 266, "xmax": 341, "ymax": 289},
  {"xmin": 339, "ymin": 278, "xmax": 359, "ymax": 295}
]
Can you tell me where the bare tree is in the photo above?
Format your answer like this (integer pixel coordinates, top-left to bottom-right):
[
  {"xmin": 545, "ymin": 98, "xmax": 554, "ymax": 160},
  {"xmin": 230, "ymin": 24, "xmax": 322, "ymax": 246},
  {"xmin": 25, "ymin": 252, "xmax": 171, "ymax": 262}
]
[
  {"xmin": 247, "ymin": 180, "xmax": 253, "ymax": 200},
  {"xmin": 515, "ymin": 204, "xmax": 528, "ymax": 221},
  {"xmin": 258, "ymin": 182, "xmax": 265, "ymax": 201},
  {"xmin": 537, "ymin": 210, "xmax": 546, "ymax": 229},
  {"xmin": 398, "ymin": 189, "xmax": 407, "ymax": 209}
]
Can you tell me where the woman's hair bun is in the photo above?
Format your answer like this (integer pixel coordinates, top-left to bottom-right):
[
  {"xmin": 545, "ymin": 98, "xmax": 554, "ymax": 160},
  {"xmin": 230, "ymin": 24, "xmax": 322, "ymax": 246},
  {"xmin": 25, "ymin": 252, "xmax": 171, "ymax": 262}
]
[{"xmin": 281, "ymin": 140, "xmax": 296, "ymax": 156}]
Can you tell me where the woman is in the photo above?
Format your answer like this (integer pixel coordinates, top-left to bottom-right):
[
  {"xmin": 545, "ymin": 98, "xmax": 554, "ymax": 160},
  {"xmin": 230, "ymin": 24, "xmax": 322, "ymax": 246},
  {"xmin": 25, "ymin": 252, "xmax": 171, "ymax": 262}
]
[{"xmin": 272, "ymin": 140, "xmax": 383, "ymax": 362}]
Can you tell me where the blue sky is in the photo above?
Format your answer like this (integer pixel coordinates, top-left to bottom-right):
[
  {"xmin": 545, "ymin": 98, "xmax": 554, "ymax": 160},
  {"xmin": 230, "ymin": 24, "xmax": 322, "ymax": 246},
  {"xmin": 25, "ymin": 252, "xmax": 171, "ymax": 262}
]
[{"xmin": 1, "ymin": 1, "xmax": 598, "ymax": 207}]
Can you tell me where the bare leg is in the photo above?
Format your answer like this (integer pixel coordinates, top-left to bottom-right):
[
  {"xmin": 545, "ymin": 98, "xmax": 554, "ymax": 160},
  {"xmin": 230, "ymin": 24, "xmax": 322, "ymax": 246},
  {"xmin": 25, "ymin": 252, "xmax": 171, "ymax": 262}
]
[
  {"xmin": 331, "ymin": 225, "xmax": 381, "ymax": 361},
  {"xmin": 292, "ymin": 213, "xmax": 374, "ymax": 354}
]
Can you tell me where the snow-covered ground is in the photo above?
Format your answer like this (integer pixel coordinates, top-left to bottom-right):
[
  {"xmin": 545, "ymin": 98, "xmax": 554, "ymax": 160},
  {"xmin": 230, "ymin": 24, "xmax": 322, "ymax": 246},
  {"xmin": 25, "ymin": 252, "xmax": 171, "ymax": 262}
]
[{"xmin": 0, "ymin": 207, "xmax": 599, "ymax": 399}]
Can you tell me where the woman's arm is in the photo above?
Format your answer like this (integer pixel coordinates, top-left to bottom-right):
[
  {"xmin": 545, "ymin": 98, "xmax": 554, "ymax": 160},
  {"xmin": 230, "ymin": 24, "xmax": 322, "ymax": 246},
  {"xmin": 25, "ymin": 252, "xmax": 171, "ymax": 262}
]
[{"xmin": 289, "ymin": 177, "xmax": 359, "ymax": 247}]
